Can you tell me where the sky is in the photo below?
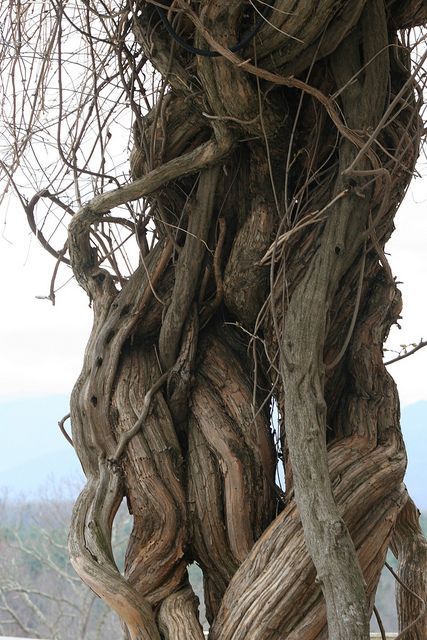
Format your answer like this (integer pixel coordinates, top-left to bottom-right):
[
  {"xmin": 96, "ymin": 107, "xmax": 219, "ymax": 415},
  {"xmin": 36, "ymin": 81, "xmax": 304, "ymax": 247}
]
[
  {"xmin": 0, "ymin": 195, "xmax": 92, "ymax": 401},
  {"xmin": 0, "ymin": 174, "xmax": 426, "ymax": 406},
  {"xmin": 385, "ymin": 173, "xmax": 427, "ymax": 405}
]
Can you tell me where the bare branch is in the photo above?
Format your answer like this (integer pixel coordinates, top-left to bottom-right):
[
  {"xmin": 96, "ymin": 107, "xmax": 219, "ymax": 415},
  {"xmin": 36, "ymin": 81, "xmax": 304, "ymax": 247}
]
[
  {"xmin": 58, "ymin": 413, "xmax": 74, "ymax": 447},
  {"xmin": 385, "ymin": 340, "xmax": 427, "ymax": 365}
]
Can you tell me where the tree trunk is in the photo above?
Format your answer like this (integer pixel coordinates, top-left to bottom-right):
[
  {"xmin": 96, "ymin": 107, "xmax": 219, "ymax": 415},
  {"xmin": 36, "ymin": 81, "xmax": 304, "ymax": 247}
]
[
  {"xmin": 59, "ymin": 1, "xmax": 427, "ymax": 638},
  {"xmin": 391, "ymin": 496, "xmax": 427, "ymax": 639}
]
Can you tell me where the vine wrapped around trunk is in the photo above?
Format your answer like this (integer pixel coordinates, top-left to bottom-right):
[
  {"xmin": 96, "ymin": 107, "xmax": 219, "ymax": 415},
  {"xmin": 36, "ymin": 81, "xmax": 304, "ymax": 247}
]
[{"xmin": 3, "ymin": 1, "xmax": 427, "ymax": 638}]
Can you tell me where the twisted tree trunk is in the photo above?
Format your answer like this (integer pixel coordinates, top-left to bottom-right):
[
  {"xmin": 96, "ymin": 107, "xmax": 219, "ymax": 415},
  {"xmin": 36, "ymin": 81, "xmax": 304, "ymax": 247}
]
[
  {"xmin": 391, "ymin": 497, "xmax": 427, "ymax": 639},
  {"xmin": 64, "ymin": 1, "xmax": 427, "ymax": 638}
]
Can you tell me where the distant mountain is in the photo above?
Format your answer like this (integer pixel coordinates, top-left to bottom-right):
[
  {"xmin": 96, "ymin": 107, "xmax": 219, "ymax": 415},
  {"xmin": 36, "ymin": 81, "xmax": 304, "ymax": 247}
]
[
  {"xmin": 0, "ymin": 396, "xmax": 426, "ymax": 506},
  {"xmin": 1, "ymin": 395, "xmax": 71, "ymax": 469},
  {"xmin": 0, "ymin": 395, "xmax": 84, "ymax": 498},
  {"xmin": 0, "ymin": 448, "xmax": 84, "ymax": 499}
]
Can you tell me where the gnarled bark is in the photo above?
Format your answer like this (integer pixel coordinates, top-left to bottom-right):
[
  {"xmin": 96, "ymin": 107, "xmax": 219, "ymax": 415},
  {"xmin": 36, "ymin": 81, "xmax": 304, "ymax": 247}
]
[
  {"xmin": 391, "ymin": 497, "xmax": 427, "ymax": 639},
  {"xmin": 19, "ymin": 1, "xmax": 423, "ymax": 638}
]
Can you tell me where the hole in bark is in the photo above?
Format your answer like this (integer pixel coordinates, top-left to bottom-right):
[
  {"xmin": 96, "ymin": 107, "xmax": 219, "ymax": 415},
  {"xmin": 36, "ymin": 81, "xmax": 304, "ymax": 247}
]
[
  {"xmin": 120, "ymin": 304, "xmax": 131, "ymax": 317},
  {"xmin": 111, "ymin": 498, "xmax": 133, "ymax": 575},
  {"xmin": 96, "ymin": 356, "xmax": 103, "ymax": 367},
  {"xmin": 188, "ymin": 563, "xmax": 208, "ymax": 631},
  {"xmin": 271, "ymin": 399, "xmax": 286, "ymax": 494},
  {"xmin": 94, "ymin": 271, "xmax": 106, "ymax": 283},
  {"xmin": 90, "ymin": 395, "xmax": 98, "ymax": 407},
  {"xmin": 106, "ymin": 329, "xmax": 115, "ymax": 344},
  {"xmin": 370, "ymin": 552, "xmax": 398, "ymax": 634},
  {"xmin": 335, "ymin": 245, "xmax": 342, "ymax": 255}
]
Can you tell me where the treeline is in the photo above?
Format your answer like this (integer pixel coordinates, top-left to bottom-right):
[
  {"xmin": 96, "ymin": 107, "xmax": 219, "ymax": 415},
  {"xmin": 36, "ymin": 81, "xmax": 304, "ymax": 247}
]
[
  {"xmin": 0, "ymin": 491, "xmax": 127, "ymax": 639},
  {"xmin": 0, "ymin": 490, "xmax": 423, "ymax": 638}
]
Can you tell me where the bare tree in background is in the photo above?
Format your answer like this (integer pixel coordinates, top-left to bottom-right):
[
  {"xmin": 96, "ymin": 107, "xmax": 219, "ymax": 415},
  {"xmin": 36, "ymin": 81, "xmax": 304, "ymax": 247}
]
[
  {"xmin": 0, "ymin": 491, "xmax": 129, "ymax": 639},
  {"xmin": 1, "ymin": 1, "xmax": 427, "ymax": 638}
]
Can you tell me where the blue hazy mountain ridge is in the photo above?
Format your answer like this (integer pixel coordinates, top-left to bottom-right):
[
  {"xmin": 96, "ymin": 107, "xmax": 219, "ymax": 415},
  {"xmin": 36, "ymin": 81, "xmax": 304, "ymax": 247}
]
[
  {"xmin": 0, "ymin": 395, "xmax": 84, "ymax": 496},
  {"xmin": 0, "ymin": 396, "xmax": 426, "ymax": 506}
]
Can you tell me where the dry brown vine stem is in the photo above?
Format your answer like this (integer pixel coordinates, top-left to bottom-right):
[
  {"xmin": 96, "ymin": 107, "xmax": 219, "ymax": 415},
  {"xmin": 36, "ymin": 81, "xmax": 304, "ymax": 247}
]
[
  {"xmin": 385, "ymin": 561, "xmax": 426, "ymax": 639},
  {"xmin": 69, "ymin": 126, "xmax": 233, "ymax": 295},
  {"xmin": 259, "ymin": 188, "xmax": 349, "ymax": 265},
  {"xmin": 171, "ymin": 0, "xmax": 362, "ymax": 145},
  {"xmin": 373, "ymin": 604, "xmax": 388, "ymax": 640},
  {"xmin": 277, "ymin": 176, "xmax": 371, "ymax": 638},
  {"xmin": 200, "ymin": 217, "xmax": 226, "ymax": 327},
  {"xmin": 343, "ymin": 44, "xmax": 427, "ymax": 176},
  {"xmin": 159, "ymin": 165, "xmax": 221, "ymax": 369},
  {"xmin": 111, "ymin": 369, "xmax": 170, "ymax": 462},
  {"xmin": 171, "ymin": 0, "xmax": 421, "ymax": 205},
  {"xmin": 74, "ymin": 134, "xmax": 231, "ymax": 215},
  {"xmin": 0, "ymin": 166, "xmax": 73, "ymax": 266}
]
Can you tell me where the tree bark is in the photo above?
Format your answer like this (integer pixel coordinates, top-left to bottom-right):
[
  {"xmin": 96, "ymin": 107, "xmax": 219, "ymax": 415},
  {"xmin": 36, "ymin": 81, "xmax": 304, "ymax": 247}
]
[
  {"xmin": 391, "ymin": 497, "xmax": 427, "ymax": 639},
  {"xmin": 57, "ymin": 1, "xmax": 426, "ymax": 638}
]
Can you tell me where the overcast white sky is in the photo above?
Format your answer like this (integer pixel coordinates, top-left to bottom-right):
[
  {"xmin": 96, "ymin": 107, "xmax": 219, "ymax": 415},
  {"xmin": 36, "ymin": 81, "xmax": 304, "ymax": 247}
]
[
  {"xmin": 0, "ymin": 175, "xmax": 426, "ymax": 407},
  {"xmin": 0, "ymin": 196, "xmax": 92, "ymax": 401}
]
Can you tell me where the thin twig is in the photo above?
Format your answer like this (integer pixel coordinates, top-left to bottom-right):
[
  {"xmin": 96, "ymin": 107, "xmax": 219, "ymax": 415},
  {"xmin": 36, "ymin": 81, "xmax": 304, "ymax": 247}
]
[
  {"xmin": 47, "ymin": 242, "xmax": 68, "ymax": 305},
  {"xmin": 200, "ymin": 217, "xmax": 226, "ymax": 326},
  {"xmin": 260, "ymin": 190, "xmax": 349, "ymax": 265},
  {"xmin": 58, "ymin": 413, "xmax": 73, "ymax": 447},
  {"xmin": 385, "ymin": 340, "xmax": 427, "ymax": 366},
  {"xmin": 373, "ymin": 604, "xmax": 387, "ymax": 640},
  {"xmin": 385, "ymin": 561, "xmax": 426, "ymax": 639}
]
